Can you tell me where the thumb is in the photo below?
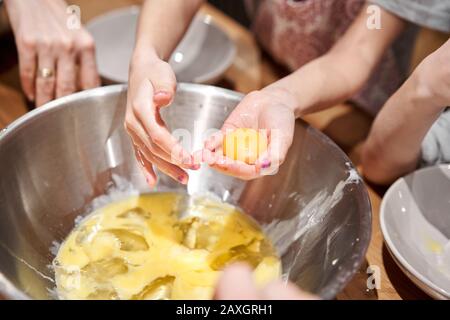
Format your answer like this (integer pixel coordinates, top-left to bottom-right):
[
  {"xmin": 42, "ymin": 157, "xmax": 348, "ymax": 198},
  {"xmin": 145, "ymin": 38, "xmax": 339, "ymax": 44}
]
[{"xmin": 150, "ymin": 61, "xmax": 177, "ymax": 108}]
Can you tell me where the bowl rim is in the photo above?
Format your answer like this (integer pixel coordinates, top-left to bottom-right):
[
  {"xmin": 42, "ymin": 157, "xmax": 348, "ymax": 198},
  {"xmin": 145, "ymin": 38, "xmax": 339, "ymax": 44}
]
[
  {"xmin": 0, "ymin": 84, "xmax": 243, "ymax": 144},
  {"xmin": 0, "ymin": 84, "xmax": 372, "ymax": 300},
  {"xmin": 380, "ymin": 164, "xmax": 450, "ymax": 299},
  {"xmin": 85, "ymin": 6, "xmax": 236, "ymax": 84}
]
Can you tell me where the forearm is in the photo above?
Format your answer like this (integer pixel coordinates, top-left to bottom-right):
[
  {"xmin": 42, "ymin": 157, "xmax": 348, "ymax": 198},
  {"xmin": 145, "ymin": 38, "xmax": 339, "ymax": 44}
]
[
  {"xmin": 266, "ymin": 4, "xmax": 405, "ymax": 117},
  {"xmin": 362, "ymin": 71, "xmax": 446, "ymax": 185},
  {"xmin": 266, "ymin": 51, "xmax": 374, "ymax": 117},
  {"xmin": 133, "ymin": 0, "xmax": 203, "ymax": 61}
]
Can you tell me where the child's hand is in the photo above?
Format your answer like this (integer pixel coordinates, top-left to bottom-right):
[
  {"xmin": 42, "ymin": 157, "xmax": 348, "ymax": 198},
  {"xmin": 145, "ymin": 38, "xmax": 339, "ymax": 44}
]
[
  {"xmin": 414, "ymin": 38, "xmax": 450, "ymax": 109},
  {"xmin": 200, "ymin": 88, "xmax": 297, "ymax": 180},
  {"xmin": 124, "ymin": 48, "xmax": 197, "ymax": 186}
]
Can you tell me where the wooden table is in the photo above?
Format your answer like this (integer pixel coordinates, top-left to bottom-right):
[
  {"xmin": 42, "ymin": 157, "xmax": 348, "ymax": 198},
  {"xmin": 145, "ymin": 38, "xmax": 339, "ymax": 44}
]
[{"xmin": 0, "ymin": 0, "xmax": 436, "ymax": 300}]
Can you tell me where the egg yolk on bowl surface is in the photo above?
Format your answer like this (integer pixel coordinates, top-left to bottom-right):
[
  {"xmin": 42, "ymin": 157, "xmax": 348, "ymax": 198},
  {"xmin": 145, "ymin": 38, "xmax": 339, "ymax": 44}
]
[
  {"xmin": 53, "ymin": 193, "xmax": 281, "ymax": 300},
  {"xmin": 223, "ymin": 128, "xmax": 268, "ymax": 165}
]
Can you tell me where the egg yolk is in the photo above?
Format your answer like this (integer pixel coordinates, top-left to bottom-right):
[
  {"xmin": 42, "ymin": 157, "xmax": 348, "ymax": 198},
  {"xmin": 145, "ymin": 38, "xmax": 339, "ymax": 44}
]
[
  {"xmin": 223, "ymin": 128, "xmax": 268, "ymax": 165},
  {"xmin": 53, "ymin": 193, "xmax": 281, "ymax": 300}
]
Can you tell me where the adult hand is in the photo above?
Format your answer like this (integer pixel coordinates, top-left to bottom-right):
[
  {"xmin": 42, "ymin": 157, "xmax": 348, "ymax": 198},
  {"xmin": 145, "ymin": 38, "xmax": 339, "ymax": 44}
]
[
  {"xmin": 214, "ymin": 263, "xmax": 318, "ymax": 300},
  {"xmin": 5, "ymin": 0, "xmax": 100, "ymax": 106},
  {"xmin": 124, "ymin": 47, "xmax": 198, "ymax": 186},
  {"xmin": 202, "ymin": 88, "xmax": 297, "ymax": 180}
]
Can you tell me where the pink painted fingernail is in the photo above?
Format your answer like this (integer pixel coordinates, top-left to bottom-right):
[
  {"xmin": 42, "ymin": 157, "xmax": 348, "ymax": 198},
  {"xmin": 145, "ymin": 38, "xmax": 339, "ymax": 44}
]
[
  {"xmin": 145, "ymin": 174, "xmax": 156, "ymax": 187},
  {"xmin": 261, "ymin": 159, "xmax": 271, "ymax": 169},
  {"xmin": 178, "ymin": 175, "xmax": 187, "ymax": 184}
]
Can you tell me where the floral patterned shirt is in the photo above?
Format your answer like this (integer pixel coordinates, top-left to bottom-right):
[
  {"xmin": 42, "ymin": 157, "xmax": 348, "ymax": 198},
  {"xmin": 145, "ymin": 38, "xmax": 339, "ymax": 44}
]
[{"xmin": 246, "ymin": 0, "xmax": 417, "ymax": 115}]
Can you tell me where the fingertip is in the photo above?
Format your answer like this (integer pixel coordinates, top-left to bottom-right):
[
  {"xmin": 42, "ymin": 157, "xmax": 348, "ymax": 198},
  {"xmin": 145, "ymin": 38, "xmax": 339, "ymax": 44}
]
[
  {"xmin": 260, "ymin": 158, "xmax": 271, "ymax": 169},
  {"xmin": 205, "ymin": 132, "xmax": 224, "ymax": 151},
  {"xmin": 177, "ymin": 174, "xmax": 189, "ymax": 185},
  {"xmin": 23, "ymin": 86, "xmax": 35, "ymax": 101},
  {"xmin": 145, "ymin": 175, "xmax": 157, "ymax": 187},
  {"xmin": 143, "ymin": 168, "xmax": 157, "ymax": 187},
  {"xmin": 214, "ymin": 263, "xmax": 259, "ymax": 300},
  {"xmin": 191, "ymin": 150, "xmax": 204, "ymax": 168},
  {"xmin": 153, "ymin": 90, "xmax": 173, "ymax": 107},
  {"xmin": 180, "ymin": 151, "xmax": 199, "ymax": 170},
  {"xmin": 255, "ymin": 150, "xmax": 275, "ymax": 174}
]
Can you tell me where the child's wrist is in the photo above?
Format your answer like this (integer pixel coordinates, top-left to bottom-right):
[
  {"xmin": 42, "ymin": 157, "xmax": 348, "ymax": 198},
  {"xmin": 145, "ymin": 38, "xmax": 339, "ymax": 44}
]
[
  {"xmin": 411, "ymin": 76, "xmax": 445, "ymax": 113},
  {"xmin": 132, "ymin": 41, "xmax": 163, "ymax": 63},
  {"xmin": 412, "ymin": 60, "xmax": 450, "ymax": 111},
  {"xmin": 261, "ymin": 85, "xmax": 302, "ymax": 118}
]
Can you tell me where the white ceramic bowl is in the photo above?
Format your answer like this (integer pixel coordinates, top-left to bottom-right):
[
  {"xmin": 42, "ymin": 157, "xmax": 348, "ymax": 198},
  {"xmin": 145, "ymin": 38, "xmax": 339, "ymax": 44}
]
[
  {"xmin": 86, "ymin": 6, "xmax": 236, "ymax": 84},
  {"xmin": 381, "ymin": 164, "xmax": 450, "ymax": 299}
]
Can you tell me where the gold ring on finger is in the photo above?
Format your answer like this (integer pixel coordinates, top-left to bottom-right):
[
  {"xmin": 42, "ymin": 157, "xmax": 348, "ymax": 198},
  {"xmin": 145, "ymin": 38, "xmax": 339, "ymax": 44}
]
[{"xmin": 38, "ymin": 67, "xmax": 55, "ymax": 78}]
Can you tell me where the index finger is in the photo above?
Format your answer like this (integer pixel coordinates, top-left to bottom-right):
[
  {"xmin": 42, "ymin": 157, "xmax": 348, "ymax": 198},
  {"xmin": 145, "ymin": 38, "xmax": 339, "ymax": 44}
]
[{"xmin": 133, "ymin": 79, "xmax": 194, "ymax": 168}]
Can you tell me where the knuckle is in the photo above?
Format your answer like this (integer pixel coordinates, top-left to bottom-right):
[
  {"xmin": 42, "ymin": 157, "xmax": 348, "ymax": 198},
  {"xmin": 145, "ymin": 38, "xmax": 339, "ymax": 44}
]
[
  {"xmin": 151, "ymin": 131, "xmax": 164, "ymax": 145},
  {"xmin": 60, "ymin": 38, "xmax": 75, "ymax": 54},
  {"xmin": 19, "ymin": 34, "xmax": 36, "ymax": 50},
  {"xmin": 58, "ymin": 82, "xmax": 76, "ymax": 94},
  {"xmin": 154, "ymin": 61, "xmax": 176, "ymax": 81},
  {"xmin": 146, "ymin": 142, "xmax": 156, "ymax": 153},
  {"xmin": 37, "ymin": 37, "xmax": 53, "ymax": 51},
  {"xmin": 124, "ymin": 114, "xmax": 134, "ymax": 132},
  {"xmin": 78, "ymin": 34, "xmax": 95, "ymax": 51},
  {"xmin": 131, "ymin": 100, "xmax": 142, "ymax": 113},
  {"xmin": 162, "ymin": 62, "xmax": 176, "ymax": 79}
]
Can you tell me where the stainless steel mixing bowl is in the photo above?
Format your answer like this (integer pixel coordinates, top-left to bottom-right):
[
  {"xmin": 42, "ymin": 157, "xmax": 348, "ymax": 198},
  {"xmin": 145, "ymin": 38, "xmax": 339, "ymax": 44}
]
[{"xmin": 0, "ymin": 84, "xmax": 371, "ymax": 300}]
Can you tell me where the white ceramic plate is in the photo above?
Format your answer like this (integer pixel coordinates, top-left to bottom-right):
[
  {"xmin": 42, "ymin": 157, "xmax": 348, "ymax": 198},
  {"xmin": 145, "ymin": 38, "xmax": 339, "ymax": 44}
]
[
  {"xmin": 86, "ymin": 6, "xmax": 236, "ymax": 84},
  {"xmin": 381, "ymin": 164, "xmax": 450, "ymax": 299}
]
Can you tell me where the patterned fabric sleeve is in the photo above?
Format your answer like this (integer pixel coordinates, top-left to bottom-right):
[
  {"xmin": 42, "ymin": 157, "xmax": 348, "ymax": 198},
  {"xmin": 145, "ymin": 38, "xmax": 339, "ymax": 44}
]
[
  {"xmin": 370, "ymin": 0, "xmax": 450, "ymax": 33},
  {"xmin": 249, "ymin": 0, "xmax": 415, "ymax": 115}
]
